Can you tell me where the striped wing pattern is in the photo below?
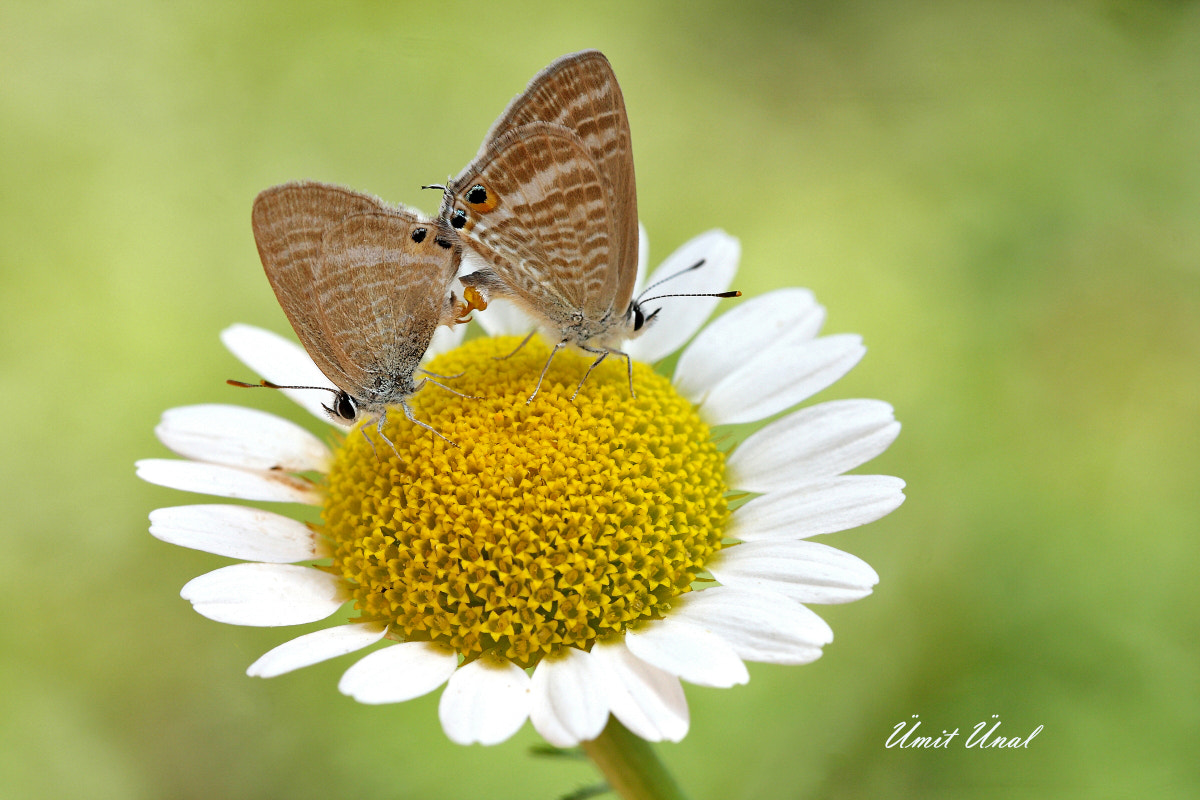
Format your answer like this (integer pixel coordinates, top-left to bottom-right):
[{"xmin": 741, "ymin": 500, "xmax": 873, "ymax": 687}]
[
  {"xmin": 454, "ymin": 124, "xmax": 613, "ymax": 322},
  {"xmin": 253, "ymin": 182, "xmax": 383, "ymax": 391},
  {"xmin": 447, "ymin": 50, "xmax": 638, "ymax": 335},
  {"xmin": 252, "ymin": 181, "xmax": 460, "ymax": 403},
  {"xmin": 485, "ymin": 49, "xmax": 637, "ymax": 294},
  {"xmin": 313, "ymin": 212, "xmax": 459, "ymax": 393}
]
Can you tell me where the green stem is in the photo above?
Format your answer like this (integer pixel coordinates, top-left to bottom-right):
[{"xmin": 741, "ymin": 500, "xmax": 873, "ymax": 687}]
[{"xmin": 581, "ymin": 718, "xmax": 689, "ymax": 800}]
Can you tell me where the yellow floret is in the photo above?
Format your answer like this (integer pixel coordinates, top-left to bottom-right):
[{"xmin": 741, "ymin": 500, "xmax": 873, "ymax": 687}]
[{"xmin": 323, "ymin": 336, "xmax": 729, "ymax": 668}]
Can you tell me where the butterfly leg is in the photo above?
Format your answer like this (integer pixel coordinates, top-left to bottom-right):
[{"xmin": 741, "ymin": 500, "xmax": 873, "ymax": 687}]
[
  {"xmin": 572, "ymin": 345, "xmax": 635, "ymax": 400},
  {"xmin": 418, "ymin": 367, "xmax": 468, "ymax": 380},
  {"xmin": 357, "ymin": 422, "xmax": 382, "ymax": 462},
  {"xmin": 496, "ymin": 330, "xmax": 537, "ymax": 361},
  {"xmin": 424, "ymin": 377, "xmax": 477, "ymax": 400},
  {"xmin": 400, "ymin": 387, "xmax": 460, "ymax": 448},
  {"xmin": 571, "ymin": 348, "xmax": 609, "ymax": 400},
  {"xmin": 619, "ymin": 348, "xmax": 634, "ymax": 398},
  {"xmin": 527, "ymin": 340, "xmax": 568, "ymax": 404},
  {"xmin": 375, "ymin": 409, "xmax": 404, "ymax": 459}
]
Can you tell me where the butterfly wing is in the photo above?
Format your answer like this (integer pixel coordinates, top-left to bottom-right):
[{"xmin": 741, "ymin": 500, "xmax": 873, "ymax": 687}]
[
  {"xmin": 447, "ymin": 122, "xmax": 617, "ymax": 327},
  {"xmin": 252, "ymin": 181, "xmax": 460, "ymax": 401},
  {"xmin": 252, "ymin": 182, "xmax": 388, "ymax": 394},
  {"xmin": 462, "ymin": 51, "xmax": 639, "ymax": 318},
  {"xmin": 484, "ymin": 51, "xmax": 633, "ymax": 188},
  {"xmin": 312, "ymin": 212, "xmax": 461, "ymax": 396}
]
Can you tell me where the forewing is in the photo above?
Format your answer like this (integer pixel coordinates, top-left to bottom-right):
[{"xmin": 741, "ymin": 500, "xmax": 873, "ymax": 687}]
[
  {"xmin": 447, "ymin": 123, "xmax": 616, "ymax": 322},
  {"xmin": 312, "ymin": 212, "xmax": 460, "ymax": 392},
  {"xmin": 251, "ymin": 182, "xmax": 387, "ymax": 391},
  {"xmin": 482, "ymin": 50, "xmax": 638, "ymax": 310}
]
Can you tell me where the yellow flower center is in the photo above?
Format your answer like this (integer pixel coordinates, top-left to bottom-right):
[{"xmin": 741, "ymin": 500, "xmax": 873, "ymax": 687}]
[{"xmin": 323, "ymin": 336, "xmax": 729, "ymax": 668}]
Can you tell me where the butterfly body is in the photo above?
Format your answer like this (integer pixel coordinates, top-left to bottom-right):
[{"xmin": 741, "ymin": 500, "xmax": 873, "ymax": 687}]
[
  {"xmin": 438, "ymin": 51, "xmax": 645, "ymax": 400},
  {"xmin": 251, "ymin": 181, "xmax": 468, "ymax": 445}
]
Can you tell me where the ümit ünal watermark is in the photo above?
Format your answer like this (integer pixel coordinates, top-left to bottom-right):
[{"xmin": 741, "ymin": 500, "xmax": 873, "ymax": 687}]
[{"xmin": 886, "ymin": 715, "xmax": 1043, "ymax": 749}]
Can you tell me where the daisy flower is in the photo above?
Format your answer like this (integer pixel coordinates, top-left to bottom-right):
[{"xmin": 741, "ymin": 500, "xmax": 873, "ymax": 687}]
[{"xmin": 137, "ymin": 227, "xmax": 903, "ymax": 751}]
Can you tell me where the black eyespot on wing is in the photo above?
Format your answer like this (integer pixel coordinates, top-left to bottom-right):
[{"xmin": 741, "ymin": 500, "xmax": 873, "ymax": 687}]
[
  {"xmin": 435, "ymin": 236, "xmax": 453, "ymax": 249},
  {"xmin": 411, "ymin": 227, "xmax": 427, "ymax": 244},
  {"xmin": 451, "ymin": 209, "xmax": 467, "ymax": 229},
  {"xmin": 464, "ymin": 183, "xmax": 499, "ymax": 212}
]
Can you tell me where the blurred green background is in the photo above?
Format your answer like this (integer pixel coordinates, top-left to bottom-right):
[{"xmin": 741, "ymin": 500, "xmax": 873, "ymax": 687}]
[{"xmin": 3, "ymin": 1, "xmax": 1197, "ymax": 798}]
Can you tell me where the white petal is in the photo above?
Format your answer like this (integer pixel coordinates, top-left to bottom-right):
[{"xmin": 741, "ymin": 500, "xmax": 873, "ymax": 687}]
[
  {"xmin": 727, "ymin": 400, "xmax": 900, "ymax": 492},
  {"xmin": 699, "ymin": 334, "xmax": 866, "ymax": 426},
  {"xmin": 220, "ymin": 324, "xmax": 346, "ymax": 426},
  {"xmin": 471, "ymin": 297, "xmax": 537, "ymax": 338},
  {"xmin": 149, "ymin": 504, "xmax": 327, "ymax": 562},
  {"xmin": 338, "ymin": 641, "xmax": 458, "ymax": 704},
  {"xmin": 247, "ymin": 623, "xmax": 387, "ymax": 677},
  {"xmin": 674, "ymin": 288, "xmax": 824, "ymax": 403},
  {"xmin": 439, "ymin": 655, "xmax": 531, "ymax": 745},
  {"xmin": 180, "ymin": 563, "xmax": 344, "ymax": 626},
  {"xmin": 458, "ymin": 245, "xmax": 490, "ymax": 277},
  {"xmin": 155, "ymin": 404, "xmax": 332, "ymax": 473},
  {"xmin": 670, "ymin": 587, "xmax": 832, "ymax": 665},
  {"xmin": 529, "ymin": 648, "xmax": 610, "ymax": 747},
  {"xmin": 624, "ymin": 230, "xmax": 740, "ymax": 364},
  {"xmin": 453, "ymin": 247, "xmax": 530, "ymax": 335},
  {"xmin": 624, "ymin": 620, "xmax": 748, "ymax": 688},
  {"xmin": 136, "ymin": 459, "xmax": 321, "ymax": 504},
  {"xmin": 710, "ymin": 540, "xmax": 879, "ymax": 604},
  {"xmin": 425, "ymin": 323, "xmax": 467, "ymax": 360},
  {"xmin": 729, "ymin": 475, "xmax": 906, "ymax": 540},
  {"xmin": 591, "ymin": 639, "xmax": 688, "ymax": 743},
  {"xmin": 635, "ymin": 221, "xmax": 649, "ymax": 292}
]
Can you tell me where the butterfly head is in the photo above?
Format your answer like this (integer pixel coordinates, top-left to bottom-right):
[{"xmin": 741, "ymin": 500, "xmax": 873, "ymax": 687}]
[
  {"xmin": 324, "ymin": 390, "xmax": 361, "ymax": 424},
  {"xmin": 229, "ymin": 378, "xmax": 371, "ymax": 425},
  {"xmin": 626, "ymin": 258, "xmax": 741, "ymax": 339},
  {"xmin": 628, "ymin": 300, "xmax": 661, "ymax": 335},
  {"xmin": 429, "ymin": 177, "xmax": 501, "ymax": 236}
]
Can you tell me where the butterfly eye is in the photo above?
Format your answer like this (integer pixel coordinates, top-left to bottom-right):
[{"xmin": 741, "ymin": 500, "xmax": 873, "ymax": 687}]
[
  {"xmin": 450, "ymin": 209, "xmax": 467, "ymax": 230},
  {"xmin": 333, "ymin": 391, "xmax": 358, "ymax": 421},
  {"xmin": 411, "ymin": 227, "xmax": 427, "ymax": 243},
  {"xmin": 464, "ymin": 183, "xmax": 500, "ymax": 213},
  {"xmin": 632, "ymin": 303, "xmax": 660, "ymax": 332}
]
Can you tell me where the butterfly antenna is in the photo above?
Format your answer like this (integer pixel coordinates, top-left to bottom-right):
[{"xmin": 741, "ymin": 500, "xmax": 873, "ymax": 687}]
[
  {"xmin": 227, "ymin": 379, "xmax": 337, "ymax": 394},
  {"xmin": 633, "ymin": 257, "xmax": 742, "ymax": 305},
  {"xmin": 638, "ymin": 289, "xmax": 742, "ymax": 304},
  {"xmin": 635, "ymin": 258, "xmax": 710, "ymax": 302},
  {"xmin": 228, "ymin": 379, "xmax": 345, "ymax": 419}
]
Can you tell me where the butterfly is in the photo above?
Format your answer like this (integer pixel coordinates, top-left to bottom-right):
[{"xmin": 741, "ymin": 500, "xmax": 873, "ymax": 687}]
[
  {"xmin": 240, "ymin": 181, "xmax": 471, "ymax": 449},
  {"xmin": 434, "ymin": 50, "xmax": 737, "ymax": 403}
]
